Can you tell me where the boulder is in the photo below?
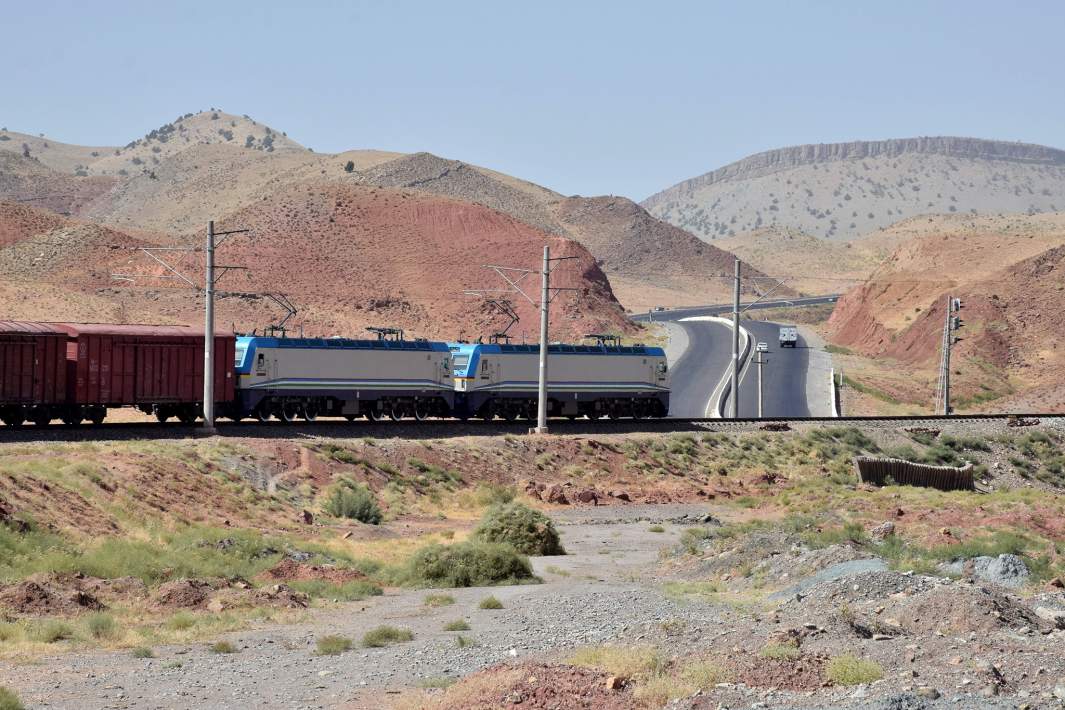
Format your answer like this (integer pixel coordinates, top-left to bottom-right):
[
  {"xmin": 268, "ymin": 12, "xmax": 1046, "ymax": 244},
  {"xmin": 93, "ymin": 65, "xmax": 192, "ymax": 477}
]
[
  {"xmin": 608, "ymin": 490, "xmax": 631, "ymax": 502},
  {"xmin": 545, "ymin": 485, "xmax": 569, "ymax": 505},
  {"xmin": 869, "ymin": 521, "xmax": 896, "ymax": 541},
  {"xmin": 574, "ymin": 489, "xmax": 598, "ymax": 505}
]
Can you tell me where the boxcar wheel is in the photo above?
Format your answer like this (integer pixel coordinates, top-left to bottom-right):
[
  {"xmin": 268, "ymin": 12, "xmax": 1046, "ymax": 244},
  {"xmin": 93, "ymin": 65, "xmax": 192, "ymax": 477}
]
[{"xmin": 88, "ymin": 408, "xmax": 106, "ymax": 425}]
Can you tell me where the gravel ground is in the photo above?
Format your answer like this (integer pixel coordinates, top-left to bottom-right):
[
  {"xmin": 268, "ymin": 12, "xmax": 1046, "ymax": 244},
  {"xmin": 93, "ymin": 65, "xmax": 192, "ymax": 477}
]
[{"xmin": 3, "ymin": 503, "xmax": 1064, "ymax": 710}]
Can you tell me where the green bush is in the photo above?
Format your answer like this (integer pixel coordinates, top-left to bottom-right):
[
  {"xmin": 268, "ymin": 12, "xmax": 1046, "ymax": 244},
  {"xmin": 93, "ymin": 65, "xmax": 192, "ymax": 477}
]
[
  {"xmin": 361, "ymin": 625, "xmax": 412, "ymax": 648},
  {"xmin": 404, "ymin": 542, "xmax": 534, "ymax": 587},
  {"xmin": 28, "ymin": 619, "xmax": 75, "ymax": 643},
  {"xmin": 826, "ymin": 654, "xmax": 883, "ymax": 685},
  {"xmin": 84, "ymin": 612, "xmax": 119, "ymax": 640},
  {"xmin": 209, "ymin": 641, "xmax": 237, "ymax": 654},
  {"xmin": 0, "ymin": 687, "xmax": 25, "ymax": 710},
  {"xmin": 472, "ymin": 502, "xmax": 564, "ymax": 556},
  {"xmin": 316, "ymin": 635, "xmax": 352, "ymax": 655},
  {"xmin": 323, "ymin": 479, "xmax": 382, "ymax": 524},
  {"xmin": 473, "ymin": 483, "xmax": 516, "ymax": 507},
  {"xmin": 478, "ymin": 595, "xmax": 503, "ymax": 609},
  {"xmin": 131, "ymin": 646, "xmax": 154, "ymax": 659},
  {"xmin": 443, "ymin": 619, "xmax": 470, "ymax": 631}
]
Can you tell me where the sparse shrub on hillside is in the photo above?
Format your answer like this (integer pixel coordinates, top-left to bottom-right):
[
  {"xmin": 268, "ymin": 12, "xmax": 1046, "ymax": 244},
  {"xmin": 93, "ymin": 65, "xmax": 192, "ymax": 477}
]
[
  {"xmin": 322, "ymin": 478, "xmax": 382, "ymax": 524},
  {"xmin": 473, "ymin": 502, "xmax": 564, "ymax": 555},
  {"xmin": 244, "ymin": 135, "xmax": 255, "ymax": 148},
  {"xmin": 211, "ymin": 112, "xmax": 220, "ymax": 120},
  {"xmin": 0, "ymin": 686, "xmax": 25, "ymax": 710},
  {"xmin": 403, "ymin": 541, "xmax": 534, "ymax": 587},
  {"xmin": 131, "ymin": 646, "xmax": 154, "ymax": 659},
  {"xmin": 472, "ymin": 482, "xmax": 515, "ymax": 507},
  {"xmin": 344, "ymin": 160, "xmax": 355, "ymax": 173}
]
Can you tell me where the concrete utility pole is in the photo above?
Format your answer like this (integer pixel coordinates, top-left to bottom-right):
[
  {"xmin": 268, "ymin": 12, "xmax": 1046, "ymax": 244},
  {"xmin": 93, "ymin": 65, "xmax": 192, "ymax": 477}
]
[
  {"xmin": 465, "ymin": 248, "xmax": 577, "ymax": 435},
  {"xmin": 203, "ymin": 221, "xmax": 216, "ymax": 432},
  {"xmin": 935, "ymin": 294, "xmax": 957, "ymax": 416},
  {"xmin": 731, "ymin": 258, "xmax": 741, "ymax": 418},
  {"xmin": 535, "ymin": 246, "xmax": 551, "ymax": 434},
  {"xmin": 755, "ymin": 346, "xmax": 766, "ymax": 418}
]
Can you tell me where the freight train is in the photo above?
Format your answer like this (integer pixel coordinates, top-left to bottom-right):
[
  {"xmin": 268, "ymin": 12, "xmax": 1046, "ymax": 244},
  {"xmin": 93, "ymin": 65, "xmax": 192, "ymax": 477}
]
[{"xmin": 0, "ymin": 322, "xmax": 669, "ymax": 426}]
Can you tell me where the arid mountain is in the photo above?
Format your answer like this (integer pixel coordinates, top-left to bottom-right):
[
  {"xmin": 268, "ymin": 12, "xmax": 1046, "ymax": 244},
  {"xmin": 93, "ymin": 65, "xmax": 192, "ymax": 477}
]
[
  {"xmin": 347, "ymin": 152, "xmax": 774, "ymax": 308},
  {"xmin": 2, "ymin": 111, "xmax": 755, "ymax": 311},
  {"xmin": 0, "ymin": 182, "xmax": 633, "ymax": 342},
  {"xmin": 550, "ymin": 196, "xmax": 793, "ymax": 309},
  {"xmin": 825, "ymin": 212, "xmax": 1065, "ymax": 411},
  {"xmin": 645, "ymin": 137, "xmax": 1065, "ymax": 243},
  {"xmin": 715, "ymin": 227, "xmax": 880, "ymax": 296},
  {"xmin": 0, "ymin": 151, "xmax": 117, "ymax": 216}
]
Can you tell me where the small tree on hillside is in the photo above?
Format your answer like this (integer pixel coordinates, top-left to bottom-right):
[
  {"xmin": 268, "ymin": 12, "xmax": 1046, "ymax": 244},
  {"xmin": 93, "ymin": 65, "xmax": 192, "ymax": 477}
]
[{"xmin": 344, "ymin": 160, "xmax": 355, "ymax": 173}]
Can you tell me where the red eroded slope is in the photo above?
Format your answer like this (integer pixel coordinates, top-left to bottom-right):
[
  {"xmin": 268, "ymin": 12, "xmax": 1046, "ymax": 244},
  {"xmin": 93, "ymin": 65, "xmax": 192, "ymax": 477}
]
[{"xmin": 201, "ymin": 183, "xmax": 634, "ymax": 340}]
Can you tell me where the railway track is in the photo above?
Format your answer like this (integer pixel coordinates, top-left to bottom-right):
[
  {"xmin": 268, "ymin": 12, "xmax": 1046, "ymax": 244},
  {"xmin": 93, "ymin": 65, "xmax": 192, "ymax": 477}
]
[{"xmin": 0, "ymin": 412, "xmax": 1058, "ymax": 443}]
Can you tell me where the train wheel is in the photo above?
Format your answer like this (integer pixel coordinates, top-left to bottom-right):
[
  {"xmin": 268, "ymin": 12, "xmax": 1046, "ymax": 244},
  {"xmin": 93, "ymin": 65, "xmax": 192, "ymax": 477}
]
[
  {"xmin": 344, "ymin": 414, "xmax": 356, "ymax": 422},
  {"xmin": 31, "ymin": 410, "xmax": 51, "ymax": 427},
  {"xmin": 255, "ymin": 405, "xmax": 272, "ymax": 423},
  {"xmin": 177, "ymin": 409, "xmax": 198, "ymax": 425},
  {"xmin": 279, "ymin": 403, "xmax": 301, "ymax": 423},
  {"xmin": 586, "ymin": 411, "xmax": 600, "ymax": 420},
  {"xmin": 61, "ymin": 413, "xmax": 82, "ymax": 426},
  {"xmin": 88, "ymin": 407, "xmax": 106, "ymax": 425},
  {"xmin": 389, "ymin": 404, "xmax": 404, "ymax": 421},
  {"xmin": 303, "ymin": 403, "xmax": 319, "ymax": 422},
  {"xmin": 413, "ymin": 401, "xmax": 431, "ymax": 421}
]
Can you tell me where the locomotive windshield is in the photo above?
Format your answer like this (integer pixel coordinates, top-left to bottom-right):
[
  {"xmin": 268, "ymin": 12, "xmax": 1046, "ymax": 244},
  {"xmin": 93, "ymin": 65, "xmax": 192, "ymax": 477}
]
[{"xmin": 452, "ymin": 354, "xmax": 470, "ymax": 369}]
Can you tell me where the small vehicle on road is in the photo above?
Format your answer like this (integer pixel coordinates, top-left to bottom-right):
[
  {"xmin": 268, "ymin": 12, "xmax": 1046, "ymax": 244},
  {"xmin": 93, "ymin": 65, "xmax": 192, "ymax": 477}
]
[{"xmin": 778, "ymin": 326, "xmax": 798, "ymax": 348}]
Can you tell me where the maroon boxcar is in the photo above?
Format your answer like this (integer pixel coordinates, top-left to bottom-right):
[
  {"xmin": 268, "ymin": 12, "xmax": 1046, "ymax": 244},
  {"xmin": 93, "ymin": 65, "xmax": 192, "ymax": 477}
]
[
  {"xmin": 0, "ymin": 321, "xmax": 68, "ymax": 426},
  {"xmin": 50, "ymin": 323, "xmax": 236, "ymax": 424}
]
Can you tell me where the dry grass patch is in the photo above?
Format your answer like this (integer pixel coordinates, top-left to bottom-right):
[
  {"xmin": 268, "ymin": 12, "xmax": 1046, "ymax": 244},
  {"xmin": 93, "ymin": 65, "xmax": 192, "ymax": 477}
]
[
  {"xmin": 315, "ymin": 635, "xmax": 353, "ymax": 655},
  {"xmin": 362, "ymin": 625, "xmax": 413, "ymax": 648},
  {"xmin": 0, "ymin": 687, "xmax": 25, "ymax": 710},
  {"xmin": 423, "ymin": 593, "xmax": 455, "ymax": 607},
  {"xmin": 827, "ymin": 654, "xmax": 883, "ymax": 685},
  {"xmin": 567, "ymin": 644, "xmax": 665, "ymax": 678}
]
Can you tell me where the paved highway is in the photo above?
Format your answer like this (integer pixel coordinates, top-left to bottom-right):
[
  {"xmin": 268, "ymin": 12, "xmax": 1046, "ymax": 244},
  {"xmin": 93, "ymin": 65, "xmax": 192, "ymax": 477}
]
[{"xmin": 646, "ymin": 295, "xmax": 838, "ymax": 418}]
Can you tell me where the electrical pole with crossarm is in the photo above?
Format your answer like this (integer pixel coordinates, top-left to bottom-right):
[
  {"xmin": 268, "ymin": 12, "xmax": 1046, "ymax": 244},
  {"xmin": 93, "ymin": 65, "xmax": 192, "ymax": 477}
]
[{"xmin": 464, "ymin": 245, "xmax": 578, "ymax": 434}]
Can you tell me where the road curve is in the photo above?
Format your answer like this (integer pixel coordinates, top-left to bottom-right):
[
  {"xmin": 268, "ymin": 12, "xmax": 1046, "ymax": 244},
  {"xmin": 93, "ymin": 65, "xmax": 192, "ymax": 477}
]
[{"xmin": 648, "ymin": 298, "xmax": 835, "ymax": 418}]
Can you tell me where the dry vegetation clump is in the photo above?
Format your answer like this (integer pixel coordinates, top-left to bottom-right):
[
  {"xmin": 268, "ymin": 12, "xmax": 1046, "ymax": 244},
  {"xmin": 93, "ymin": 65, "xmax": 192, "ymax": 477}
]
[{"xmin": 472, "ymin": 502, "xmax": 565, "ymax": 556}]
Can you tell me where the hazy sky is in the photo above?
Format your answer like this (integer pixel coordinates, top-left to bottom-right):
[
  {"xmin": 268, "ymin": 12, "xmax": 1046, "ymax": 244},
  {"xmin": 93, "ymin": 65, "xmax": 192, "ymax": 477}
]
[{"xmin": 5, "ymin": 1, "xmax": 1063, "ymax": 199}]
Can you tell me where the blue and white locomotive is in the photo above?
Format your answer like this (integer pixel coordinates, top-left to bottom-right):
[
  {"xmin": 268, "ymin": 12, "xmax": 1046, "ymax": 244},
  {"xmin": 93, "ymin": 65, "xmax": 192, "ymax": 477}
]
[
  {"xmin": 448, "ymin": 336, "xmax": 669, "ymax": 420},
  {"xmin": 229, "ymin": 328, "xmax": 669, "ymax": 422},
  {"xmin": 232, "ymin": 328, "xmax": 454, "ymax": 421}
]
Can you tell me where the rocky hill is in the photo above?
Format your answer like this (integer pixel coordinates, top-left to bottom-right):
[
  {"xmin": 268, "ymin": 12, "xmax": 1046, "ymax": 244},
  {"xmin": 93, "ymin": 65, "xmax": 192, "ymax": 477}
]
[
  {"xmin": 825, "ymin": 212, "xmax": 1065, "ymax": 410},
  {"xmin": 1, "ymin": 112, "xmax": 758, "ymax": 312},
  {"xmin": 645, "ymin": 137, "xmax": 1065, "ymax": 243},
  {"xmin": 348, "ymin": 152, "xmax": 772, "ymax": 308},
  {"xmin": 0, "ymin": 181, "xmax": 633, "ymax": 341}
]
